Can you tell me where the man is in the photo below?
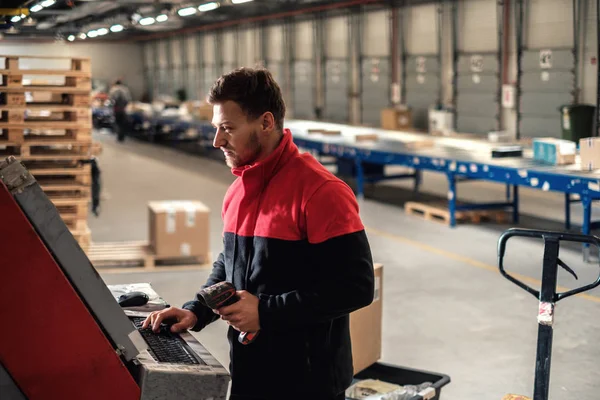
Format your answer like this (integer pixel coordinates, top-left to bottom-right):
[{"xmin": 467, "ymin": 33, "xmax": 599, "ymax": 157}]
[
  {"xmin": 143, "ymin": 68, "xmax": 374, "ymax": 399},
  {"xmin": 108, "ymin": 79, "xmax": 132, "ymax": 142}
]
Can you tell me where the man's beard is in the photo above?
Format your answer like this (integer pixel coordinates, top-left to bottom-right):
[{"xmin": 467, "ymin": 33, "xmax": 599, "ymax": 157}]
[{"xmin": 226, "ymin": 130, "xmax": 262, "ymax": 168}]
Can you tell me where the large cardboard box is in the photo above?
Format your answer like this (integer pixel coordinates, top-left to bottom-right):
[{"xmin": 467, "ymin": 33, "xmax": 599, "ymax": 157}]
[
  {"xmin": 532, "ymin": 138, "xmax": 576, "ymax": 166},
  {"xmin": 579, "ymin": 137, "xmax": 600, "ymax": 171},
  {"xmin": 148, "ymin": 201, "xmax": 210, "ymax": 259},
  {"xmin": 381, "ymin": 108, "xmax": 412, "ymax": 131},
  {"xmin": 350, "ymin": 263, "xmax": 383, "ymax": 375}
]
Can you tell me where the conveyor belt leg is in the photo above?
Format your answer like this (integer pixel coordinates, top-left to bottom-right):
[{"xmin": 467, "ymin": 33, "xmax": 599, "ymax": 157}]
[
  {"xmin": 355, "ymin": 158, "xmax": 365, "ymax": 200},
  {"xmin": 565, "ymin": 193, "xmax": 571, "ymax": 230},
  {"xmin": 582, "ymin": 196, "xmax": 592, "ymax": 262},
  {"xmin": 447, "ymin": 173, "xmax": 457, "ymax": 227},
  {"xmin": 413, "ymin": 169, "xmax": 422, "ymax": 192},
  {"xmin": 512, "ymin": 185, "xmax": 519, "ymax": 224}
]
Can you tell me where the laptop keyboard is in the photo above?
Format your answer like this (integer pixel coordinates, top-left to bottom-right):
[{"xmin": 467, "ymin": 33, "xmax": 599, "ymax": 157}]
[{"xmin": 131, "ymin": 317, "xmax": 202, "ymax": 365}]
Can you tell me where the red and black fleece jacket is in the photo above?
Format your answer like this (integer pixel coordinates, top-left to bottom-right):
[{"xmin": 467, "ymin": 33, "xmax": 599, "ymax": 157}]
[{"xmin": 183, "ymin": 129, "xmax": 375, "ymax": 398}]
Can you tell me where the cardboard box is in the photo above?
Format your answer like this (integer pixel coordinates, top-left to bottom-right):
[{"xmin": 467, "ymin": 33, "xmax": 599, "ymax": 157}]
[
  {"xmin": 532, "ymin": 138, "xmax": 576, "ymax": 165},
  {"xmin": 579, "ymin": 137, "xmax": 600, "ymax": 171},
  {"xmin": 428, "ymin": 109, "xmax": 454, "ymax": 135},
  {"xmin": 381, "ymin": 108, "xmax": 412, "ymax": 131},
  {"xmin": 148, "ymin": 201, "xmax": 210, "ymax": 259},
  {"xmin": 350, "ymin": 263, "xmax": 383, "ymax": 375}
]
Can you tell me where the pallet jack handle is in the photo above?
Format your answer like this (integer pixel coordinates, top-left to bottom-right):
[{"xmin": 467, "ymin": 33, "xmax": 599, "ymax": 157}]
[
  {"xmin": 498, "ymin": 228, "xmax": 600, "ymax": 302},
  {"xmin": 497, "ymin": 228, "xmax": 600, "ymax": 400}
]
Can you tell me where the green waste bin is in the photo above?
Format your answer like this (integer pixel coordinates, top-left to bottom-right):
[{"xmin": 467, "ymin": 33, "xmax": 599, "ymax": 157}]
[{"xmin": 560, "ymin": 104, "xmax": 596, "ymax": 142}]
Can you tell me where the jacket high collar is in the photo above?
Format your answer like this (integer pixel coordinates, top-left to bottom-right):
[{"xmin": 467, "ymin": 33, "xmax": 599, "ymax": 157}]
[{"xmin": 231, "ymin": 128, "xmax": 297, "ymax": 189}]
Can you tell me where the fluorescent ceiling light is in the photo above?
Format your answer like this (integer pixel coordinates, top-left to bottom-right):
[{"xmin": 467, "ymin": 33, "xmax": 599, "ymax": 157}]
[
  {"xmin": 79, "ymin": 33, "xmax": 87, "ymax": 39},
  {"xmin": 155, "ymin": 14, "xmax": 168, "ymax": 22},
  {"xmin": 11, "ymin": 16, "xmax": 21, "ymax": 23},
  {"xmin": 110, "ymin": 24, "xmax": 124, "ymax": 32},
  {"xmin": 232, "ymin": 0, "xmax": 253, "ymax": 3},
  {"xmin": 178, "ymin": 7, "xmax": 197, "ymax": 16},
  {"xmin": 41, "ymin": 0, "xmax": 55, "ymax": 7},
  {"xmin": 30, "ymin": 5, "xmax": 43, "ymax": 12},
  {"xmin": 87, "ymin": 30, "xmax": 98, "ymax": 38},
  {"xmin": 139, "ymin": 17, "xmax": 155, "ymax": 26},
  {"xmin": 67, "ymin": 35, "xmax": 75, "ymax": 41},
  {"xmin": 97, "ymin": 28, "xmax": 108, "ymax": 36},
  {"xmin": 198, "ymin": 2, "xmax": 219, "ymax": 12}
]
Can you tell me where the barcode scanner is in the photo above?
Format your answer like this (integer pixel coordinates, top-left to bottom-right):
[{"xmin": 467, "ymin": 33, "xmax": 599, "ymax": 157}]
[{"xmin": 197, "ymin": 281, "xmax": 259, "ymax": 345}]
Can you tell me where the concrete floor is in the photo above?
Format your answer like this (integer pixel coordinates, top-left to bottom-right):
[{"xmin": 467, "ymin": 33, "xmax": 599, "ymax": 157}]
[{"xmin": 93, "ymin": 130, "xmax": 600, "ymax": 400}]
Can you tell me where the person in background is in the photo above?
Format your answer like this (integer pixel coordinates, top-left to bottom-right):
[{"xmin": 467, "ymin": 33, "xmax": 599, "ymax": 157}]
[
  {"xmin": 109, "ymin": 79, "xmax": 132, "ymax": 142},
  {"xmin": 143, "ymin": 68, "xmax": 375, "ymax": 400}
]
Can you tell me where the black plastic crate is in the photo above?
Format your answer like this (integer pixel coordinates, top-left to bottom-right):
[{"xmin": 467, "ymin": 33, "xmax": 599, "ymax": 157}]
[{"xmin": 350, "ymin": 362, "xmax": 451, "ymax": 400}]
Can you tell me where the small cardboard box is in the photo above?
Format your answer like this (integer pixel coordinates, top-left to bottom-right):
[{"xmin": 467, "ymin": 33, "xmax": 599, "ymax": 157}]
[
  {"xmin": 428, "ymin": 109, "xmax": 454, "ymax": 135},
  {"xmin": 148, "ymin": 201, "xmax": 210, "ymax": 259},
  {"xmin": 532, "ymin": 138, "xmax": 576, "ymax": 165},
  {"xmin": 381, "ymin": 108, "xmax": 412, "ymax": 131},
  {"xmin": 194, "ymin": 103, "xmax": 214, "ymax": 121},
  {"xmin": 579, "ymin": 137, "xmax": 600, "ymax": 171},
  {"xmin": 350, "ymin": 263, "xmax": 383, "ymax": 375}
]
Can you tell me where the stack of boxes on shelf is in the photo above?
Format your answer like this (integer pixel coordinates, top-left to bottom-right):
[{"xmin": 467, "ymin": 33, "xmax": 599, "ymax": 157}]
[{"xmin": 0, "ymin": 55, "xmax": 100, "ymax": 252}]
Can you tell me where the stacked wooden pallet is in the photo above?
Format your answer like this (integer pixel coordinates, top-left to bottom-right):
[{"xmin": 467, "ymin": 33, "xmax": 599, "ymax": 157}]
[{"xmin": 0, "ymin": 55, "xmax": 99, "ymax": 251}]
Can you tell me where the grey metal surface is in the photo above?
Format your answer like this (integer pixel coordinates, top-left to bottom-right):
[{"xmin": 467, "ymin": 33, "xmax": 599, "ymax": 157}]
[
  {"xmin": 520, "ymin": 48, "xmax": 574, "ymax": 139},
  {"xmin": 405, "ymin": 54, "xmax": 440, "ymax": 130},
  {"xmin": 324, "ymin": 59, "xmax": 349, "ymax": 123},
  {"xmin": 520, "ymin": 116, "xmax": 563, "ymax": 139},
  {"xmin": 520, "ymin": 92, "xmax": 572, "ymax": 115},
  {"xmin": 203, "ymin": 65, "xmax": 217, "ymax": 96},
  {"xmin": 361, "ymin": 57, "xmax": 390, "ymax": 126},
  {"xmin": 455, "ymin": 52, "xmax": 499, "ymax": 135},
  {"xmin": 136, "ymin": 329, "xmax": 229, "ymax": 400},
  {"xmin": 266, "ymin": 60, "xmax": 284, "ymax": 88},
  {"xmin": 0, "ymin": 165, "xmax": 146, "ymax": 363},
  {"xmin": 293, "ymin": 60, "xmax": 315, "ymax": 120},
  {"xmin": 0, "ymin": 362, "xmax": 26, "ymax": 400}
]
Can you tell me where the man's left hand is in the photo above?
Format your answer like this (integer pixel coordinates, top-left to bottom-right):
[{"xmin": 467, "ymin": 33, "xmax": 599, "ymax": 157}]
[{"xmin": 215, "ymin": 290, "xmax": 260, "ymax": 333}]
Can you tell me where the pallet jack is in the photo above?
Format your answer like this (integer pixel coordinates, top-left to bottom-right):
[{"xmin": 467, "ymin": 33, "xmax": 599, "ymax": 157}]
[{"xmin": 497, "ymin": 229, "xmax": 600, "ymax": 400}]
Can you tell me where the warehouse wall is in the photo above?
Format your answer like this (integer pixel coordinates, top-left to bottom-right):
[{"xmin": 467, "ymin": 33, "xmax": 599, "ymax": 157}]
[
  {"xmin": 0, "ymin": 41, "xmax": 144, "ymax": 100},
  {"xmin": 139, "ymin": 0, "xmax": 599, "ymax": 138}
]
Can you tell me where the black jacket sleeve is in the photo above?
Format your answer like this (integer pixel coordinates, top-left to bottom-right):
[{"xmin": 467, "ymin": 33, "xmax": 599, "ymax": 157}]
[
  {"xmin": 182, "ymin": 251, "xmax": 227, "ymax": 331},
  {"xmin": 257, "ymin": 229, "xmax": 374, "ymax": 329}
]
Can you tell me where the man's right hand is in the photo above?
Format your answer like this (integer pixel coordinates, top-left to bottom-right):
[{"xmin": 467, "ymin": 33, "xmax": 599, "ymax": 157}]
[{"xmin": 142, "ymin": 307, "xmax": 198, "ymax": 333}]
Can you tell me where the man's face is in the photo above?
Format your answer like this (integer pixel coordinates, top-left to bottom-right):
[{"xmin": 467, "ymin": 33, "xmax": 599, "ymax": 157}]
[{"xmin": 212, "ymin": 101, "xmax": 262, "ymax": 168}]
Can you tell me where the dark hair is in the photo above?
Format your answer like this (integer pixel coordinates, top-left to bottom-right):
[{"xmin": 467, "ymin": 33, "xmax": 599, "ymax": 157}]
[
  {"xmin": 208, "ymin": 67, "xmax": 286, "ymax": 131},
  {"xmin": 115, "ymin": 80, "xmax": 122, "ymax": 85}
]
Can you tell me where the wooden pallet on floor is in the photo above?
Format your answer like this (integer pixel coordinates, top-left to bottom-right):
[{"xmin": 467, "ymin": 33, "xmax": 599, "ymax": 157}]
[
  {"xmin": 0, "ymin": 129, "xmax": 93, "ymax": 144},
  {"xmin": 69, "ymin": 222, "xmax": 92, "ymax": 252},
  {"xmin": 405, "ymin": 201, "xmax": 509, "ymax": 225},
  {"xmin": 0, "ymin": 141, "xmax": 100, "ymax": 160},
  {"xmin": 27, "ymin": 161, "xmax": 92, "ymax": 185},
  {"xmin": 49, "ymin": 194, "xmax": 90, "ymax": 222},
  {"xmin": 87, "ymin": 241, "xmax": 211, "ymax": 270}
]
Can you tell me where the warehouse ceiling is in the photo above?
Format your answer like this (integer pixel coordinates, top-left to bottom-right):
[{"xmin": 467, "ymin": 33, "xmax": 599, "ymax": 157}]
[{"xmin": 0, "ymin": 0, "xmax": 398, "ymax": 43}]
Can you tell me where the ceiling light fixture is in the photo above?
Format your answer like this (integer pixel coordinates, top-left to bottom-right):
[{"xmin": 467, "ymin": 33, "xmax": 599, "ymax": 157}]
[
  {"xmin": 67, "ymin": 35, "xmax": 75, "ymax": 41},
  {"xmin": 87, "ymin": 30, "xmax": 98, "ymax": 38},
  {"xmin": 110, "ymin": 24, "xmax": 124, "ymax": 32},
  {"xmin": 232, "ymin": 0, "xmax": 253, "ymax": 4},
  {"xmin": 79, "ymin": 33, "xmax": 87, "ymax": 39},
  {"xmin": 30, "ymin": 5, "xmax": 43, "ymax": 12},
  {"xmin": 11, "ymin": 16, "xmax": 21, "ymax": 23},
  {"xmin": 96, "ymin": 28, "xmax": 108, "ymax": 36},
  {"xmin": 41, "ymin": 0, "xmax": 56, "ymax": 7},
  {"xmin": 177, "ymin": 7, "xmax": 197, "ymax": 16},
  {"xmin": 198, "ymin": 2, "xmax": 219, "ymax": 12},
  {"xmin": 139, "ymin": 17, "xmax": 155, "ymax": 26},
  {"xmin": 156, "ymin": 14, "xmax": 168, "ymax": 22}
]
